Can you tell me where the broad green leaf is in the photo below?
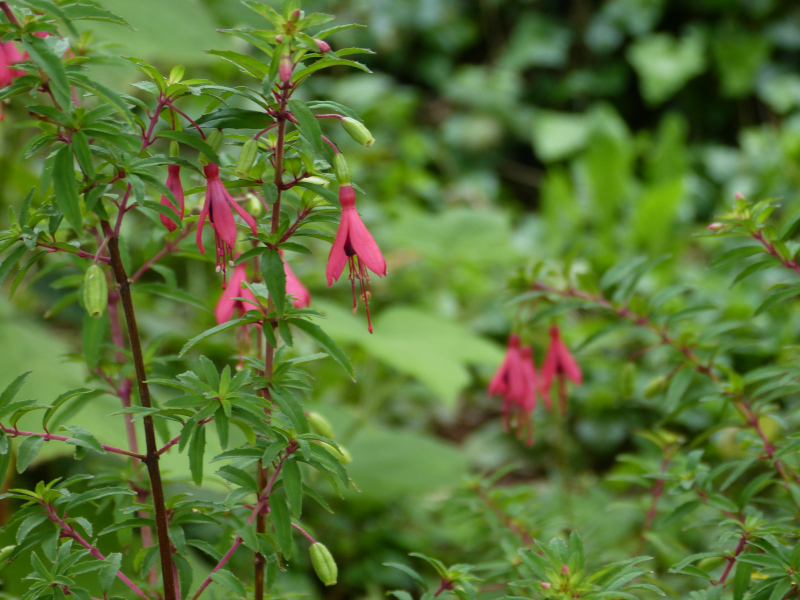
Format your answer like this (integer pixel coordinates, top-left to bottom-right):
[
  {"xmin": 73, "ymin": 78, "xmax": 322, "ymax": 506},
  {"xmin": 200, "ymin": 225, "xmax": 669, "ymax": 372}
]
[
  {"xmin": 282, "ymin": 457, "xmax": 302, "ymax": 517},
  {"xmin": 16, "ymin": 436, "xmax": 44, "ymax": 473},
  {"xmin": 269, "ymin": 492, "xmax": 292, "ymax": 558},
  {"xmin": 21, "ymin": 35, "xmax": 71, "ymax": 108},
  {"xmin": 261, "ymin": 249, "xmax": 286, "ymax": 317},
  {"xmin": 210, "ymin": 569, "xmax": 247, "ymax": 598},
  {"xmin": 156, "ymin": 130, "xmax": 221, "ymax": 165},
  {"xmin": 52, "ymin": 145, "xmax": 83, "ymax": 232},
  {"xmin": 287, "ymin": 99, "xmax": 323, "ymax": 155},
  {"xmin": 288, "ymin": 318, "xmax": 354, "ymax": 380}
]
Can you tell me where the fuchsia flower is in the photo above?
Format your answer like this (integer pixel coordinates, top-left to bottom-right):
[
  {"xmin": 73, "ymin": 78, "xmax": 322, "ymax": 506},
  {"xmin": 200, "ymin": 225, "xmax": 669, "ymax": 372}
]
[
  {"xmin": 488, "ymin": 335, "xmax": 550, "ymax": 446},
  {"xmin": 0, "ymin": 41, "xmax": 25, "ymax": 87},
  {"xmin": 197, "ymin": 163, "xmax": 258, "ymax": 281},
  {"xmin": 281, "ymin": 250, "xmax": 311, "ymax": 308},
  {"xmin": 541, "ymin": 325, "xmax": 583, "ymax": 415},
  {"xmin": 215, "ymin": 263, "xmax": 257, "ymax": 324},
  {"xmin": 326, "ymin": 184, "xmax": 387, "ymax": 333},
  {"xmin": 159, "ymin": 165, "xmax": 184, "ymax": 232}
]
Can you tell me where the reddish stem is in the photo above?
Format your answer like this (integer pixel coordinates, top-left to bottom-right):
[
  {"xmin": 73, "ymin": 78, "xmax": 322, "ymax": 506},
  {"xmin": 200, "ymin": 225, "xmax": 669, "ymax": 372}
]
[
  {"xmin": 45, "ymin": 506, "xmax": 149, "ymax": 600},
  {"xmin": 129, "ymin": 225, "xmax": 194, "ymax": 283},
  {"xmin": 713, "ymin": 534, "xmax": 748, "ymax": 586},
  {"xmin": 1, "ymin": 425, "xmax": 145, "ymax": 459},
  {"xmin": 35, "ymin": 242, "xmax": 110, "ymax": 264}
]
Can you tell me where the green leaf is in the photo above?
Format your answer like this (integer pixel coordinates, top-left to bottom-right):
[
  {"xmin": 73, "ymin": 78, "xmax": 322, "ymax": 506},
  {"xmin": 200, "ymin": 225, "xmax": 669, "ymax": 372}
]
[
  {"xmin": 210, "ymin": 569, "xmax": 247, "ymax": 598},
  {"xmin": 297, "ymin": 181, "xmax": 340, "ymax": 208},
  {"xmin": 261, "ymin": 249, "xmax": 286, "ymax": 317},
  {"xmin": 288, "ymin": 99, "xmax": 323, "ymax": 156},
  {"xmin": 16, "ymin": 436, "xmax": 44, "ymax": 473},
  {"xmin": 282, "ymin": 457, "xmax": 302, "ymax": 517},
  {"xmin": 270, "ymin": 389, "xmax": 309, "ymax": 434},
  {"xmin": 156, "ymin": 130, "xmax": 221, "ymax": 165},
  {"xmin": 71, "ymin": 131, "xmax": 95, "ymax": 180},
  {"xmin": 0, "ymin": 244, "xmax": 26, "ymax": 286},
  {"xmin": 288, "ymin": 318, "xmax": 354, "ymax": 380},
  {"xmin": 665, "ymin": 367, "xmax": 693, "ymax": 413},
  {"xmin": 61, "ymin": 425, "xmax": 105, "ymax": 454},
  {"xmin": 62, "ymin": 4, "xmax": 132, "ymax": 28},
  {"xmin": 269, "ymin": 493, "xmax": 292, "ymax": 558},
  {"xmin": 179, "ymin": 314, "xmax": 262, "ymax": 357},
  {"xmin": 0, "ymin": 371, "xmax": 32, "ymax": 409},
  {"xmin": 69, "ymin": 73, "xmax": 136, "ymax": 126},
  {"xmin": 188, "ymin": 424, "xmax": 206, "ymax": 486},
  {"xmin": 21, "ymin": 35, "xmax": 71, "ymax": 108},
  {"xmin": 52, "ymin": 145, "xmax": 83, "ymax": 232},
  {"xmin": 82, "ymin": 311, "xmax": 108, "ymax": 369}
]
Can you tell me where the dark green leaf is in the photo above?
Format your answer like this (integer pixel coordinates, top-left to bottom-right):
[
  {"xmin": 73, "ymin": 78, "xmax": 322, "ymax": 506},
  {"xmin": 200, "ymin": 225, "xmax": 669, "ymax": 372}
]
[
  {"xmin": 261, "ymin": 249, "xmax": 286, "ymax": 316},
  {"xmin": 52, "ymin": 144, "xmax": 83, "ymax": 232}
]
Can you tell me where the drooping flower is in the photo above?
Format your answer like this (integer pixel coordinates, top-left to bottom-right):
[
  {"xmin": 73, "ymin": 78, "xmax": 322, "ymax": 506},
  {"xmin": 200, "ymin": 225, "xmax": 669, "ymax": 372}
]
[
  {"xmin": 197, "ymin": 163, "xmax": 258, "ymax": 282},
  {"xmin": 159, "ymin": 165, "xmax": 184, "ymax": 232},
  {"xmin": 215, "ymin": 263, "xmax": 257, "ymax": 324},
  {"xmin": 0, "ymin": 41, "xmax": 25, "ymax": 88},
  {"xmin": 488, "ymin": 336, "xmax": 550, "ymax": 446},
  {"xmin": 280, "ymin": 250, "xmax": 311, "ymax": 308},
  {"xmin": 326, "ymin": 184, "xmax": 387, "ymax": 333},
  {"xmin": 541, "ymin": 325, "xmax": 583, "ymax": 415}
]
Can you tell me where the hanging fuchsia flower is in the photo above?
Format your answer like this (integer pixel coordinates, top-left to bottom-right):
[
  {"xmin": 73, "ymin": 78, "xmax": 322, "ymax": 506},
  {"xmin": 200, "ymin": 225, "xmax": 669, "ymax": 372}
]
[
  {"xmin": 215, "ymin": 263, "xmax": 257, "ymax": 324},
  {"xmin": 488, "ymin": 336, "xmax": 550, "ymax": 446},
  {"xmin": 197, "ymin": 163, "xmax": 258, "ymax": 281},
  {"xmin": 280, "ymin": 250, "xmax": 311, "ymax": 308},
  {"xmin": 159, "ymin": 165, "xmax": 184, "ymax": 232},
  {"xmin": 326, "ymin": 184, "xmax": 387, "ymax": 333},
  {"xmin": 541, "ymin": 325, "xmax": 582, "ymax": 415},
  {"xmin": 0, "ymin": 41, "xmax": 25, "ymax": 87}
]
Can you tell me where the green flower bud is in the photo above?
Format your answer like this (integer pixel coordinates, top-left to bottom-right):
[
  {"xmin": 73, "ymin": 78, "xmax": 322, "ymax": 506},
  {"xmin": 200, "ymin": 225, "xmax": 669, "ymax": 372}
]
[
  {"xmin": 307, "ymin": 411, "xmax": 334, "ymax": 439},
  {"xmin": 309, "ymin": 542, "xmax": 337, "ymax": 586},
  {"xmin": 620, "ymin": 362, "xmax": 636, "ymax": 398},
  {"xmin": 236, "ymin": 140, "xmax": 259, "ymax": 178},
  {"xmin": 199, "ymin": 129, "xmax": 223, "ymax": 165},
  {"xmin": 644, "ymin": 376, "xmax": 668, "ymax": 399},
  {"xmin": 333, "ymin": 153, "xmax": 350, "ymax": 185},
  {"xmin": 341, "ymin": 117, "xmax": 374, "ymax": 148},
  {"xmin": 0, "ymin": 545, "xmax": 15, "ymax": 572},
  {"xmin": 83, "ymin": 264, "xmax": 108, "ymax": 318},
  {"xmin": 319, "ymin": 441, "xmax": 352, "ymax": 465},
  {"xmin": 246, "ymin": 192, "xmax": 263, "ymax": 217},
  {"xmin": 169, "ymin": 141, "xmax": 180, "ymax": 158}
]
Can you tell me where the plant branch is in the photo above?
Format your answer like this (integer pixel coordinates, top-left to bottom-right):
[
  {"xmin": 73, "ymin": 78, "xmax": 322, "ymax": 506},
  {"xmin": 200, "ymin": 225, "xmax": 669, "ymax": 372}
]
[
  {"xmin": 35, "ymin": 242, "xmax": 110, "ymax": 264},
  {"xmin": 0, "ymin": 425, "xmax": 145, "ymax": 459},
  {"xmin": 130, "ymin": 225, "xmax": 194, "ymax": 283},
  {"xmin": 101, "ymin": 219, "xmax": 176, "ymax": 600},
  {"xmin": 713, "ymin": 534, "xmax": 748, "ymax": 586},
  {"xmin": 45, "ymin": 506, "xmax": 150, "ymax": 600}
]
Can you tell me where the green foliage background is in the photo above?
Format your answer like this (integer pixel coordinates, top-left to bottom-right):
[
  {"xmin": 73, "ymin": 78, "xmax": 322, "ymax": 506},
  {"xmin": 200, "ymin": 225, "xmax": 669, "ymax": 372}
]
[{"xmin": 2, "ymin": 0, "xmax": 800, "ymax": 598}]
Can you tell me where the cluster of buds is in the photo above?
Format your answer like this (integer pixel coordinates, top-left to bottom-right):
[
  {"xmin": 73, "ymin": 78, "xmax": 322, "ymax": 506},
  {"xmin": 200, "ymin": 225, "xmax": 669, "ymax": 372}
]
[{"xmin": 488, "ymin": 326, "xmax": 582, "ymax": 445}]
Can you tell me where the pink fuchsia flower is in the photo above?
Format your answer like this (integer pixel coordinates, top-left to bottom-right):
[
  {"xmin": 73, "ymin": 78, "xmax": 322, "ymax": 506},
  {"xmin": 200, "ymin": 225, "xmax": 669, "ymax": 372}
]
[
  {"xmin": 326, "ymin": 184, "xmax": 387, "ymax": 333},
  {"xmin": 197, "ymin": 163, "xmax": 258, "ymax": 281},
  {"xmin": 488, "ymin": 336, "xmax": 548, "ymax": 446},
  {"xmin": 280, "ymin": 250, "xmax": 311, "ymax": 308},
  {"xmin": 215, "ymin": 263, "xmax": 257, "ymax": 324},
  {"xmin": 159, "ymin": 165, "xmax": 184, "ymax": 232},
  {"xmin": 0, "ymin": 41, "xmax": 25, "ymax": 87},
  {"xmin": 541, "ymin": 325, "xmax": 583, "ymax": 415}
]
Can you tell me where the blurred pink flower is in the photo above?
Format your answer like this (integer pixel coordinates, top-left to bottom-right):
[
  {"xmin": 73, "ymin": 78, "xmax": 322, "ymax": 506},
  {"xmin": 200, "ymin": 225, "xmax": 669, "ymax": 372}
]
[
  {"xmin": 281, "ymin": 251, "xmax": 310, "ymax": 308},
  {"xmin": 159, "ymin": 165, "xmax": 184, "ymax": 232},
  {"xmin": 326, "ymin": 184, "xmax": 386, "ymax": 332},
  {"xmin": 541, "ymin": 325, "xmax": 582, "ymax": 415}
]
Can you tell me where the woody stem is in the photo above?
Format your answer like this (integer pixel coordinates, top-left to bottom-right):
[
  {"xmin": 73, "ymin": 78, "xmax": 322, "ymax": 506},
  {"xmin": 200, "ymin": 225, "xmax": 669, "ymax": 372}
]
[
  {"xmin": 255, "ymin": 82, "xmax": 290, "ymax": 600},
  {"xmin": 101, "ymin": 220, "xmax": 176, "ymax": 600}
]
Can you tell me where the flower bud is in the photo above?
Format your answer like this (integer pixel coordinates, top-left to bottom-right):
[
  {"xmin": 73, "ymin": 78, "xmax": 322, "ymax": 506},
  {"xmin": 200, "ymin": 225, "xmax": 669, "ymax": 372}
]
[
  {"xmin": 0, "ymin": 545, "xmax": 15, "ymax": 573},
  {"xmin": 289, "ymin": 8, "xmax": 301, "ymax": 21},
  {"xmin": 314, "ymin": 38, "xmax": 331, "ymax": 53},
  {"xmin": 279, "ymin": 52, "xmax": 292, "ymax": 84},
  {"xmin": 541, "ymin": 582, "xmax": 552, "ymax": 590},
  {"xmin": 199, "ymin": 129, "xmax": 223, "ymax": 165},
  {"xmin": 236, "ymin": 140, "xmax": 259, "ymax": 178},
  {"xmin": 246, "ymin": 192, "xmax": 263, "ymax": 217},
  {"xmin": 333, "ymin": 153, "xmax": 350, "ymax": 185},
  {"xmin": 308, "ymin": 411, "xmax": 334, "ymax": 439},
  {"xmin": 341, "ymin": 117, "xmax": 374, "ymax": 148},
  {"xmin": 561, "ymin": 565, "xmax": 569, "ymax": 575},
  {"xmin": 309, "ymin": 542, "xmax": 337, "ymax": 586},
  {"xmin": 735, "ymin": 192, "xmax": 745, "ymax": 200},
  {"xmin": 83, "ymin": 264, "xmax": 108, "ymax": 318},
  {"xmin": 318, "ymin": 441, "xmax": 352, "ymax": 464},
  {"xmin": 644, "ymin": 376, "xmax": 668, "ymax": 398}
]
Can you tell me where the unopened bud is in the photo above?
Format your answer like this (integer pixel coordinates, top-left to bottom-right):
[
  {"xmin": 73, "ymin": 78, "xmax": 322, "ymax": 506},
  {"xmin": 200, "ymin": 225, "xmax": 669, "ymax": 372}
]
[
  {"xmin": 318, "ymin": 441, "xmax": 351, "ymax": 464},
  {"xmin": 735, "ymin": 192, "xmax": 745, "ymax": 200},
  {"xmin": 289, "ymin": 8, "xmax": 301, "ymax": 21},
  {"xmin": 541, "ymin": 582, "xmax": 551, "ymax": 590},
  {"xmin": 307, "ymin": 411, "xmax": 334, "ymax": 439},
  {"xmin": 309, "ymin": 542, "xmax": 337, "ymax": 586},
  {"xmin": 341, "ymin": 117, "xmax": 374, "ymax": 148},
  {"xmin": 200, "ymin": 129, "xmax": 223, "ymax": 165},
  {"xmin": 707, "ymin": 222, "xmax": 724, "ymax": 232},
  {"xmin": 236, "ymin": 139, "xmax": 259, "ymax": 178},
  {"xmin": 333, "ymin": 153, "xmax": 350, "ymax": 185},
  {"xmin": 246, "ymin": 193, "xmax": 263, "ymax": 217},
  {"xmin": 644, "ymin": 376, "xmax": 668, "ymax": 398},
  {"xmin": 275, "ymin": 35, "xmax": 283, "ymax": 43},
  {"xmin": 83, "ymin": 264, "xmax": 108, "ymax": 318},
  {"xmin": 561, "ymin": 565, "xmax": 569, "ymax": 575},
  {"xmin": 314, "ymin": 38, "xmax": 331, "ymax": 53},
  {"xmin": 279, "ymin": 53, "xmax": 292, "ymax": 83}
]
